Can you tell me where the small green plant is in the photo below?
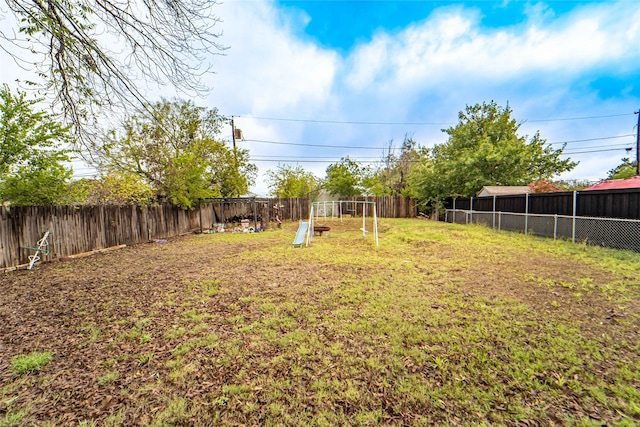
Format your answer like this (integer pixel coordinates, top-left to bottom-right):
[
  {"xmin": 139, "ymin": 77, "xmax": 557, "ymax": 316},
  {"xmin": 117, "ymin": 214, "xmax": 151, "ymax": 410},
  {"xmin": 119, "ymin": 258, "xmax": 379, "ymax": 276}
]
[
  {"xmin": 151, "ymin": 398, "xmax": 191, "ymax": 426},
  {"xmin": 165, "ymin": 326, "xmax": 187, "ymax": 339},
  {"xmin": 11, "ymin": 352, "xmax": 54, "ymax": 375},
  {"xmin": 104, "ymin": 409, "xmax": 126, "ymax": 427},
  {"xmin": 98, "ymin": 371, "xmax": 120, "ymax": 385},
  {"xmin": 0, "ymin": 407, "xmax": 29, "ymax": 427},
  {"xmin": 202, "ymin": 279, "xmax": 220, "ymax": 296},
  {"xmin": 137, "ymin": 353, "xmax": 154, "ymax": 365}
]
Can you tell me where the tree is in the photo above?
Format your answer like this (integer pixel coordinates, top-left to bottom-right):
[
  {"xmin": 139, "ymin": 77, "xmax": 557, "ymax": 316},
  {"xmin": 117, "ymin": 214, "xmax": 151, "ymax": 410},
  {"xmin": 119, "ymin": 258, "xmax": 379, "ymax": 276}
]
[
  {"xmin": 324, "ymin": 157, "xmax": 370, "ymax": 197},
  {"xmin": 369, "ymin": 135, "xmax": 431, "ymax": 198},
  {"xmin": 1, "ymin": 0, "xmax": 225, "ymax": 144},
  {"xmin": 420, "ymin": 101, "xmax": 576, "ymax": 199},
  {"xmin": 552, "ymin": 179, "xmax": 592, "ymax": 192},
  {"xmin": 0, "ymin": 84, "xmax": 73, "ymax": 205},
  {"xmin": 266, "ymin": 164, "xmax": 320, "ymax": 198},
  {"xmin": 65, "ymin": 173, "xmax": 154, "ymax": 205},
  {"xmin": 98, "ymin": 98, "xmax": 256, "ymax": 209},
  {"xmin": 607, "ymin": 158, "xmax": 637, "ymax": 180}
]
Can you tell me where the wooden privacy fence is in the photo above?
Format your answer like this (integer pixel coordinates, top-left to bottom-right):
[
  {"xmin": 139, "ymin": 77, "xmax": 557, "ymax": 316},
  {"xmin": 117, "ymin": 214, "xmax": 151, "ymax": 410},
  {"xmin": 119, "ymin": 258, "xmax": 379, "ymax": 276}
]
[
  {"xmin": 202, "ymin": 198, "xmax": 309, "ymax": 227},
  {"xmin": 337, "ymin": 196, "xmax": 417, "ymax": 218},
  {"xmin": 0, "ymin": 196, "xmax": 415, "ymax": 270},
  {"xmin": 0, "ymin": 205, "xmax": 203, "ymax": 270}
]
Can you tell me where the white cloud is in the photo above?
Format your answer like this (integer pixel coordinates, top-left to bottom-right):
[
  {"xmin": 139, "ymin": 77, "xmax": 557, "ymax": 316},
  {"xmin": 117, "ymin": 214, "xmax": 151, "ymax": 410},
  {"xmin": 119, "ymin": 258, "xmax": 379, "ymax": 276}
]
[
  {"xmin": 344, "ymin": 2, "xmax": 640, "ymax": 92},
  {"xmin": 208, "ymin": 0, "xmax": 338, "ymax": 116}
]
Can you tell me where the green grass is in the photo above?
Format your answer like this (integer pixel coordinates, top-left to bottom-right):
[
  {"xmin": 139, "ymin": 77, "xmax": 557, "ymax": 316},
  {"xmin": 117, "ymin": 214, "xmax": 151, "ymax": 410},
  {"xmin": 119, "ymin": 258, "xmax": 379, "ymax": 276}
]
[
  {"xmin": 97, "ymin": 371, "xmax": 120, "ymax": 385},
  {"xmin": 10, "ymin": 352, "xmax": 54, "ymax": 376},
  {"xmin": 1, "ymin": 219, "xmax": 638, "ymax": 425},
  {"xmin": 0, "ymin": 407, "xmax": 29, "ymax": 427}
]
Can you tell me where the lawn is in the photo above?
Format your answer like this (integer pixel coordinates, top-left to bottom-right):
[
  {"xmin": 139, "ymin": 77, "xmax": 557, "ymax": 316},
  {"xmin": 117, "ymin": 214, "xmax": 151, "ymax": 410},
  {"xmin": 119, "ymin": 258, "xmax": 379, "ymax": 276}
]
[{"xmin": 0, "ymin": 219, "xmax": 638, "ymax": 426}]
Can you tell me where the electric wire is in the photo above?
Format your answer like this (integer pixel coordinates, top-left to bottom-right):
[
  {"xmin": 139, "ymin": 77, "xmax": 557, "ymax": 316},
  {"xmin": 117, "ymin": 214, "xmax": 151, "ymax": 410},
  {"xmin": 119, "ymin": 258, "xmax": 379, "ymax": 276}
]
[
  {"xmin": 235, "ymin": 116, "xmax": 451, "ymax": 125},
  {"xmin": 244, "ymin": 134, "xmax": 635, "ymax": 151},
  {"xmin": 248, "ymin": 145, "xmax": 634, "ymax": 164},
  {"xmin": 236, "ymin": 112, "xmax": 634, "ymax": 125}
]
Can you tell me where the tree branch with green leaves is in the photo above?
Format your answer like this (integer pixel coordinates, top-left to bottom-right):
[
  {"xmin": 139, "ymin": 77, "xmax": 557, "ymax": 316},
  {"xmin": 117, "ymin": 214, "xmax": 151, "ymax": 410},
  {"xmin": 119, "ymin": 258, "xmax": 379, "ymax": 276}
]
[{"xmin": 98, "ymin": 98, "xmax": 256, "ymax": 209}]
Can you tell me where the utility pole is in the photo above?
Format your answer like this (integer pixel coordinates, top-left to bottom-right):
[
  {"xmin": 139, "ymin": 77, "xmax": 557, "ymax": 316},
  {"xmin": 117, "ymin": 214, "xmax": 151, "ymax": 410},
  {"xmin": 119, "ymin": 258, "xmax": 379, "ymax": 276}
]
[
  {"xmin": 231, "ymin": 116, "xmax": 237, "ymax": 150},
  {"xmin": 230, "ymin": 116, "xmax": 241, "ymax": 197},
  {"xmin": 636, "ymin": 110, "xmax": 640, "ymax": 176}
]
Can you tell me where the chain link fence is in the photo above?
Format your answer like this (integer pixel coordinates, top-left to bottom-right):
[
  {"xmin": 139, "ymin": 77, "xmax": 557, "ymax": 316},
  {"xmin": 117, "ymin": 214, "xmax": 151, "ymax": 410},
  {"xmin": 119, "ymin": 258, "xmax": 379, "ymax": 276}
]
[{"xmin": 446, "ymin": 209, "xmax": 640, "ymax": 252}]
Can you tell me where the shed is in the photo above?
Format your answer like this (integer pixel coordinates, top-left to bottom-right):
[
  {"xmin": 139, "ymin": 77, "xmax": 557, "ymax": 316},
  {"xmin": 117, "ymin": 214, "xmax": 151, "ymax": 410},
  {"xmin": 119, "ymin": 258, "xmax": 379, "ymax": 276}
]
[{"xmin": 477, "ymin": 186, "xmax": 532, "ymax": 197}]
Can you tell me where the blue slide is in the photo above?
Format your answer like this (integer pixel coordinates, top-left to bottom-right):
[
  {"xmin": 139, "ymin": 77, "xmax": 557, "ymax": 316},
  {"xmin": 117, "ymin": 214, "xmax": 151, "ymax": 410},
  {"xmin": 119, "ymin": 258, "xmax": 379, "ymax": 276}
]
[{"xmin": 292, "ymin": 221, "xmax": 309, "ymax": 248}]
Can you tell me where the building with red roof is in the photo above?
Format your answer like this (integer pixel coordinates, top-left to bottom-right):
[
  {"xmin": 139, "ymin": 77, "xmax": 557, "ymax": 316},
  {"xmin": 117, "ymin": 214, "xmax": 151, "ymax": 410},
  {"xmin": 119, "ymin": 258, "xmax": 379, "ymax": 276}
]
[{"xmin": 583, "ymin": 175, "xmax": 640, "ymax": 191}]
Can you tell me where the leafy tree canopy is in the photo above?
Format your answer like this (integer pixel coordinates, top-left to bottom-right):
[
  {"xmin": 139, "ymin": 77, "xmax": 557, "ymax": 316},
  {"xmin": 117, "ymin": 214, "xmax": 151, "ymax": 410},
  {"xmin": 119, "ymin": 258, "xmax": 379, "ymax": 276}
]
[
  {"xmin": 66, "ymin": 173, "xmax": 154, "ymax": 205},
  {"xmin": 266, "ymin": 164, "xmax": 320, "ymax": 199},
  {"xmin": 420, "ymin": 101, "xmax": 577, "ymax": 199},
  {"xmin": 607, "ymin": 157, "xmax": 637, "ymax": 180},
  {"xmin": 98, "ymin": 98, "xmax": 257, "ymax": 209},
  {"xmin": 324, "ymin": 157, "xmax": 371, "ymax": 197},
  {"xmin": 0, "ymin": 84, "xmax": 73, "ymax": 205}
]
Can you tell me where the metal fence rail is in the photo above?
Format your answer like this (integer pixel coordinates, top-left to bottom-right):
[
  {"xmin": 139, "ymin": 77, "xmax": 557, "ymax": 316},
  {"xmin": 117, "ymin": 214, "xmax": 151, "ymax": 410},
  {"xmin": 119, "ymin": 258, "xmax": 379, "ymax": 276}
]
[{"xmin": 445, "ymin": 209, "xmax": 640, "ymax": 252}]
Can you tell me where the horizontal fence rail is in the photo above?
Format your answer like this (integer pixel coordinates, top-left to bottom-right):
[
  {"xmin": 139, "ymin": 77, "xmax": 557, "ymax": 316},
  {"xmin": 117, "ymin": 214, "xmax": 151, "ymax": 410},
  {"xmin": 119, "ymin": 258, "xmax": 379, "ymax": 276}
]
[
  {"xmin": 446, "ymin": 209, "xmax": 640, "ymax": 253},
  {"xmin": 0, "ymin": 196, "xmax": 416, "ymax": 269}
]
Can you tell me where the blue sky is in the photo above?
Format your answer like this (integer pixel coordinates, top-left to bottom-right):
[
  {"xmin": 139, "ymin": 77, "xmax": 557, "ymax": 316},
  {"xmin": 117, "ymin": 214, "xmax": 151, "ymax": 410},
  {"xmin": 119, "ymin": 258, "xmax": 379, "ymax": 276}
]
[
  {"xmin": 2, "ymin": 0, "xmax": 640, "ymax": 195},
  {"xmin": 204, "ymin": 0, "xmax": 640, "ymax": 195}
]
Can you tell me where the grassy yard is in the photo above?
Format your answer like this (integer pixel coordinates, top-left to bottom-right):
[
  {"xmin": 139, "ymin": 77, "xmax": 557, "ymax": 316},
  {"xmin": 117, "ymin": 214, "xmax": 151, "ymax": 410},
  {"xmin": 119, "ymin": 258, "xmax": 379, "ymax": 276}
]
[{"xmin": 0, "ymin": 218, "xmax": 638, "ymax": 426}]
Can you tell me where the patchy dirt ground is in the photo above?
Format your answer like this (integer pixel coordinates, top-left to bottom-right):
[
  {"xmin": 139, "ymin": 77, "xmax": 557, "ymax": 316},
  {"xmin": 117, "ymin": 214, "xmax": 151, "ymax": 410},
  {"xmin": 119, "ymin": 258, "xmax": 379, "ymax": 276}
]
[{"xmin": 0, "ymin": 219, "xmax": 638, "ymax": 426}]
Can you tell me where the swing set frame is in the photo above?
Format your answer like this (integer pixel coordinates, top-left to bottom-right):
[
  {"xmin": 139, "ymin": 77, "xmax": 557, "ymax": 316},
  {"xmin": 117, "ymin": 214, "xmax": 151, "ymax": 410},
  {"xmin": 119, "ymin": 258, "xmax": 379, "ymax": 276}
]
[{"xmin": 307, "ymin": 201, "xmax": 379, "ymax": 247}]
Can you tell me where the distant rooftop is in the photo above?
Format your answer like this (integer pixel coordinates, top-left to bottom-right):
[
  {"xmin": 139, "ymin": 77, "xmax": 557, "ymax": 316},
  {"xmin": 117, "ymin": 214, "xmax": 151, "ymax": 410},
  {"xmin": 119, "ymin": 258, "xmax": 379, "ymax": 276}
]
[
  {"xmin": 583, "ymin": 175, "xmax": 640, "ymax": 191},
  {"xmin": 477, "ymin": 186, "xmax": 532, "ymax": 197}
]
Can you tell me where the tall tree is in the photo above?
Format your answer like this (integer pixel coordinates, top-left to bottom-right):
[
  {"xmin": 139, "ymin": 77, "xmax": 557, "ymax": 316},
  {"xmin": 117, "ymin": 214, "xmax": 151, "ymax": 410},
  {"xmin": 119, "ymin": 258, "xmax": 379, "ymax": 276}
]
[
  {"xmin": 1, "ymin": 0, "xmax": 225, "ymax": 144},
  {"xmin": 421, "ymin": 101, "xmax": 576, "ymax": 199},
  {"xmin": 99, "ymin": 99, "xmax": 256, "ymax": 209},
  {"xmin": 0, "ymin": 84, "xmax": 73, "ymax": 205},
  {"xmin": 369, "ymin": 135, "xmax": 430, "ymax": 198},
  {"xmin": 266, "ymin": 164, "xmax": 320, "ymax": 198},
  {"xmin": 324, "ymin": 157, "xmax": 370, "ymax": 197}
]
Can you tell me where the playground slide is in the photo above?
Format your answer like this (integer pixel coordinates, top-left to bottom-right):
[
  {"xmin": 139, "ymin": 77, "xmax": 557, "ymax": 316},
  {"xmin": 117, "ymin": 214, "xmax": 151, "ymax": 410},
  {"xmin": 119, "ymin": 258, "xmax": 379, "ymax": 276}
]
[{"xmin": 292, "ymin": 221, "xmax": 309, "ymax": 248}]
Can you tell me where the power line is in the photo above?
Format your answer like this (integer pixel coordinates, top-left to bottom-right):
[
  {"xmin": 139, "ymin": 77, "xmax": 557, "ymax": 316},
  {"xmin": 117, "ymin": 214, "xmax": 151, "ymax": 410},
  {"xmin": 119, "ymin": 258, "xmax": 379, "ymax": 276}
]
[
  {"xmin": 249, "ymin": 145, "xmax": 635, "ymax": 164},
  {"xmin": 236, "ymin": 116, "xmax": 451, "ymax": 126},
  {"xmin": 526, "ymin": 113, "xmax": 634, "ymax": 123},
  {"xmin": 244, "ymin": 134, "xmax": 635, "ymax": 151},
  {"xmin": 244, "ymin": 139, "xmax": 391, "ymax": 150},
  {"xmin": 250, "ymin": 159, "xmax": 339, "ymax": 164},
  {"xmin": 562, "ymin": 147, "xmax": 634, "ymax": 155},
  {"xmin": 236, "ymin": 112, "xmax": 634, "ymax": 126},
  {"xmin": 252, "ymin": 154, "xmax": 382, "ymax": 160},
  {"xmin": 549, "ymin": 134, "xmax": 635, "ymax": 145}
]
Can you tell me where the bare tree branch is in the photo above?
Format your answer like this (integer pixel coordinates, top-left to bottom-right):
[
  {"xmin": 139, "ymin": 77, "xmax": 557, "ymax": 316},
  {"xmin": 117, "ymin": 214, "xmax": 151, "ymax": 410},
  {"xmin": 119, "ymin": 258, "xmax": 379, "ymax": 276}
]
[{"xmin": 1, "ymin": 0, "xmax": 226, "ymax": 151}]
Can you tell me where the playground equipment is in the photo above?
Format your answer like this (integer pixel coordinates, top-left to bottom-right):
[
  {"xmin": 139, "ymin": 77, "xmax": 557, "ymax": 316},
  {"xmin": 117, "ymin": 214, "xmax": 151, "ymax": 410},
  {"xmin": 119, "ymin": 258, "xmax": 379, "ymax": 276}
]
[
  {"xmin": 308, "ymin": 201, "xmax": 378, "ymax": 247},
  {"xmin": 292, "ymin": 221, "xmax": 309, "ymax": 248}
]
